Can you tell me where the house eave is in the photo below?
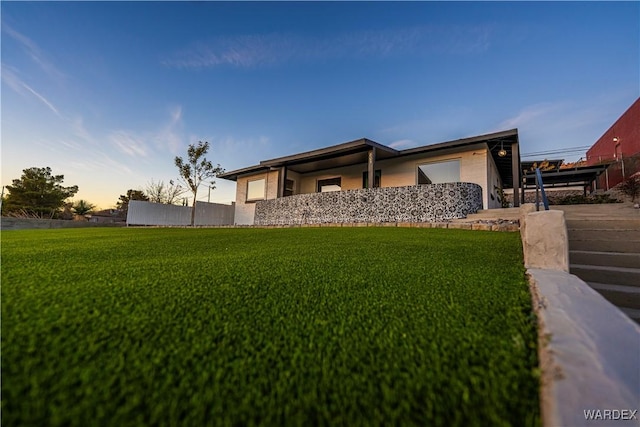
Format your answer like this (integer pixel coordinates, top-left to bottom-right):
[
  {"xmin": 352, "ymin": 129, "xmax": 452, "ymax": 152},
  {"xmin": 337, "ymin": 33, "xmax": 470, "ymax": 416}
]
[
  {"xmin": 217, "ymin": 165, "xmax": 271, "ymax": 182},
  {"xmin": 260, "ymin": 138, "xmax": 399, "ymax": 168}
]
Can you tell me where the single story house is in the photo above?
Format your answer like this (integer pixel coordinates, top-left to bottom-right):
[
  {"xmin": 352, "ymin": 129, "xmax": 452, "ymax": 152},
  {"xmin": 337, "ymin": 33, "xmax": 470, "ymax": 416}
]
[{"xmin": 218, "ymin": 129, "xmax": 521, "ymax": 225}]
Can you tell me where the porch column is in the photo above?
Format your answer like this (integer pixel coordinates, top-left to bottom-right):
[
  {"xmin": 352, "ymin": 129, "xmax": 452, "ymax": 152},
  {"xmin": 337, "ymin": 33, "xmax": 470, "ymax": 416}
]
[
  {"xmin": 368, "ymin": 148, "xmax": 376, "ymax": 189},
  {"xmin": 512, "ymin": 143, "xmax": 520, "ymax": 207},
  {"xmin": 278, "ymin": 166, "xmax": 287, "ymax": 198}
]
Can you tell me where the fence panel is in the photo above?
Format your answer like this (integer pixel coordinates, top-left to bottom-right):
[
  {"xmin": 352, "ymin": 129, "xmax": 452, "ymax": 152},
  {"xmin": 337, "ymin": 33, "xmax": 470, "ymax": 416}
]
[{"xmin": 127, "ymin": 201, "xmax": 234, "ymax": 226}]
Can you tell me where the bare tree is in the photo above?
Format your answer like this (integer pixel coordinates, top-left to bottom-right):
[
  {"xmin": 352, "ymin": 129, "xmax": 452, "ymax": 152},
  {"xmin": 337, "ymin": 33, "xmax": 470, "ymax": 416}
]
[
  {"xmin": 175, "ymin": 141, "xmax": 224, "ymax": 226},
  {"xmin": 145, "ymin": 179, "xmax": 186, "ymax": 204}
]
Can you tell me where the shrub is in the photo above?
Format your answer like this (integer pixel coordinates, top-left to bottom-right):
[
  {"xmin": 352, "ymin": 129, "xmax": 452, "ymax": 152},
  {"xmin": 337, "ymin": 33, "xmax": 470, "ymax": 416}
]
[
  {"xmin": 553, "ymin": 193, "xmax": 621, "ymax": 205},
  {"xmin": 618, "ymin": 174, "xmax": 640, "ymax": 202}
]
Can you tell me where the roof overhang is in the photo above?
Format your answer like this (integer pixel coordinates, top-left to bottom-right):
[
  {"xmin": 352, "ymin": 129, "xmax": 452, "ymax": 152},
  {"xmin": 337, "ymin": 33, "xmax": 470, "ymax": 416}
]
[
  {"xmin": 217, "ymin": 164, "xmax": 272, "ymax": 181},
  {"xmin": 400, "ymin": 129, "xmax": 520, "ymax": 188},
  {"xmin": 523, "ymin": 164, "xmax": 610, "ymax": 188},
  {"xmin": 260, "ymin": 138, "xmax": 399, "ymax": 175},
  {"xmin": 218, "ymin": 138, "xmax": 399, "ymax": 180}
]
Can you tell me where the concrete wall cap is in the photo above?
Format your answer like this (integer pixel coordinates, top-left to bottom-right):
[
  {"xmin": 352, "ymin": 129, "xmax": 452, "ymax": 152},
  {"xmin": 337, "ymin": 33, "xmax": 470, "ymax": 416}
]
[{"xmin": 528, "ymin": 268, "xmax": 640, "ymax": 427}]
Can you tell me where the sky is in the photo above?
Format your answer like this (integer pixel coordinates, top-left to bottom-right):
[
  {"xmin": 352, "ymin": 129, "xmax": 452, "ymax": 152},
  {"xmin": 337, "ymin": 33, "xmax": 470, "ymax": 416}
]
[{"xmin": 1, "ymin": 1, "xmax": 638, "ymax": 209}]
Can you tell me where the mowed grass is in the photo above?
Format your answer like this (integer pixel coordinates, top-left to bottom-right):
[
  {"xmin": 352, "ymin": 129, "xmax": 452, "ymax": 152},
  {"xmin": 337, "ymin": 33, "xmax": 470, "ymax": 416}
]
[{"xmin": 1, "ymin": 227, "xmax": 539, "ymax": 427}]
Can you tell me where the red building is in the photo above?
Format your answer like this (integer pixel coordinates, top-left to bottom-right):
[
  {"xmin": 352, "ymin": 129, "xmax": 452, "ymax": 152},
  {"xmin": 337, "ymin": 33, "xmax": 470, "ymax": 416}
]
[{"xmin": 586, "ymin": 97, "xmax": 640, "ymax": 190}]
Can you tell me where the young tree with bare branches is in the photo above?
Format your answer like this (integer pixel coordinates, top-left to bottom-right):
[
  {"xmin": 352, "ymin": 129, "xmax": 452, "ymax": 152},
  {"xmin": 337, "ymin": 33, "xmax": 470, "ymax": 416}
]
[{"xmin": 175, "ymin": 141, "xmax": 224, "ymax": 226}]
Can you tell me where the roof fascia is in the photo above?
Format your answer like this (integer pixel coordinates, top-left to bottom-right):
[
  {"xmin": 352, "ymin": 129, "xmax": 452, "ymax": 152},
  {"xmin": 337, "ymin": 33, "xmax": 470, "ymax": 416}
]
[
  {"xmin": 400, "ymin": 129, "xmax": 519, "ymax": 156},
  {"xmin": 260, "ymin": 138, "xmax": 398, "ymax": 167},
  {"xmin": 217, "ymin": 165, "xmax": 271, "ymax": 181}
]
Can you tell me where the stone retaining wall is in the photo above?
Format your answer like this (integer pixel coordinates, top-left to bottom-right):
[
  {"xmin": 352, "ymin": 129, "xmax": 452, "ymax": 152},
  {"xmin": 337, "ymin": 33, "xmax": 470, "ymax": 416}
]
[{"xmin": 255, "ymin": 183, "xmax": 483, "ymax": 226}]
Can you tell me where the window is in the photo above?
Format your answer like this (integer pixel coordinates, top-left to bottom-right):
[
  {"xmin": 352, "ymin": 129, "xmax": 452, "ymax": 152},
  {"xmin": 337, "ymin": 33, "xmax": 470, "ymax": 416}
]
[
  {"xmin": 284, "ymin": 179, "xmax": 295, "ymax": 197},
  {"xmin": 417, "ymin": 160, "xmax": 460, "ymax": 184},
  {"xmin": 317, "ymin": 177, "xmax": 341, "ymax": 192},
  {"xmin": 247, "ymin": 178, "xmax": 266, "ymax": 201},
  {"xmin": 362, "ymin": 170, "xmax": 382, "ymax": 188}
]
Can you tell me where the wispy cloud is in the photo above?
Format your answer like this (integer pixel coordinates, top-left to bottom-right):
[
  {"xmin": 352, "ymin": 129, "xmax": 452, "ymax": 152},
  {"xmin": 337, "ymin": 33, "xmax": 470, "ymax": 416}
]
[
  {"xmin": 71, "ymin": 116, "xmax": 99, "ymax": 146},
  {"xmin": 21, "ymin": 81, "xmax": 60, "ymax": 115},
  {"xmin": 163, "ymin": 25, "xmax": 492, "ymax": 69},
  {"xmin": 496, "ymin": 103, "xmax": 565, "ymax": 130},
  {"xmin": 1, "ymin": 64, "xmax": 61, "ymax": 117},
  {"xmin": 153, "ymin": 105, "xmax": 183, "ymax": 154},
  {"xmin": 388, "ymin": 139, "xmax": 417, "ymax": 149},
  {"xmin": 2, "ymin": 24, "xmax": 65, "ymax": 80},
  {"xmin": 108, "ymin": 106, "xmax": 186, "ymax": 159},
  {"xmin": 208, "ymin": 135, "xmax": 271, "ymax": 168},
  {"xmin": 109, "ymin": 130, "xmax": 149, "ymax": 158}
]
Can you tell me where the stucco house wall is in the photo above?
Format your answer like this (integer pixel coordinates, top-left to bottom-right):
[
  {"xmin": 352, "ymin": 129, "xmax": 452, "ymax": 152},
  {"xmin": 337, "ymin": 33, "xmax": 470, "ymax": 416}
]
[
  {"xmin": 487, "ymin": 149, "xmax": 503, "ymax": 209},
  {"xmin": 298, "ymin": 164, "xmax": 367, "ymax": 194},
  {"xmin": 297, "ymin": 145, "xmax": 496, "ymax": 207},
  {"xmin": 234, "ymin": 145, "xmax": 501, "ymax": 224},
  {"xmin": 234, "ymin": 170, "xmax": 279, "ymax": 225}
]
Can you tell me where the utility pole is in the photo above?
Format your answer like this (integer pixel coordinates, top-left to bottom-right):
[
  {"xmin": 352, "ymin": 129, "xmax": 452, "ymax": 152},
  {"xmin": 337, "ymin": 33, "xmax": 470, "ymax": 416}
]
[{"xmin": 207, "ymin": 183, "xmax": 215, "ymax": 203}]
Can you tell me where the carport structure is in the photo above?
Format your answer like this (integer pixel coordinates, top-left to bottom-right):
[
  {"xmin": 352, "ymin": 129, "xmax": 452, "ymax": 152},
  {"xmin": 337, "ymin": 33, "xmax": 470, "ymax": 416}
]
[{"xmin": 521, "ymin": 163, "xmax": 611, "ymax": 202}]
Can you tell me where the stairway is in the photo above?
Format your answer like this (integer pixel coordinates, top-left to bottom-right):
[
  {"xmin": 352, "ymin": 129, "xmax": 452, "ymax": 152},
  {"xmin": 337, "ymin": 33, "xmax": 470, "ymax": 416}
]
[
  {"xmin": 453, "ymin": 207, "xmax": 521, "ymax": 222},
  {"xmin": 567, "ymin": 218, "xmax": 640, "ymax": 323}
]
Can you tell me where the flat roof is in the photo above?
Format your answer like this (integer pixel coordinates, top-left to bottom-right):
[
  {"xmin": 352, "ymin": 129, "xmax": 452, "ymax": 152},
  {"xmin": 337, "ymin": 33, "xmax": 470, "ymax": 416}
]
[
  {"xmin": 523, "ymin": 165, "xmax": 609, "ymax": 188},
  {"xmin": 218, "ymin": 129, "xmax": 520, "ymax": 186}
]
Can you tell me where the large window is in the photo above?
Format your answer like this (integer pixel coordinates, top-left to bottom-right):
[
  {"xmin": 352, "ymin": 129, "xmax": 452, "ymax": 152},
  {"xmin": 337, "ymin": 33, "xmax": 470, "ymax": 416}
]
[
  {"xmin": 317, "ymin": 177, "xmax": 341, "ymax": 192},
  {"xmin": 247, "ymin": 178, "xmax": 266, "ymax": 201},
  {"xmin": 362, "ymin": 170, "xmax": 382, "ymax": 188},
  {"xmin": 417, "ymin": 160, "xmax": 460, "ymax": 185}
]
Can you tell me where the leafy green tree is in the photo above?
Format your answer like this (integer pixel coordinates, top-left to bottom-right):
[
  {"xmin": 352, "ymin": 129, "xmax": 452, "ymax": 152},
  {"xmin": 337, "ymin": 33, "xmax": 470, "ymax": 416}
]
[
  {"xmin": 3, "ymin": 167, "xmax": 79, "ymax": 218},
  {"xmin": 72, "ymin": 200, "xmax": 96, "ymax": 216},
  {"xmin": 116, "ymin": 189, "xmax": 148, "ymax": 217},
  {"xmin": 175, "ymin": 141, "xmax": 224, "ymax": 226}
]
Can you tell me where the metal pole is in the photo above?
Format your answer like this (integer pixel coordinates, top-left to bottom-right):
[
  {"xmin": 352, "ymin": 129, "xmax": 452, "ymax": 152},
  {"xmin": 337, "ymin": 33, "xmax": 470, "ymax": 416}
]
[
  {"xmin": 600, "ymin": 156, "xmax": 609, "ymax": 190},
  {"xmin": 535, "ymin": 175, "xmax": 540, "ymax": 211}
]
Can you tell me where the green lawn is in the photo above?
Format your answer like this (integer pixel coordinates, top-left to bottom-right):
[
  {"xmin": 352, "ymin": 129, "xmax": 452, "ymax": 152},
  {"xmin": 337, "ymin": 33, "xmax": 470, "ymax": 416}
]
[{"xmin": 1, "ymin": 227, "xmax": 539, "ymax": 426}]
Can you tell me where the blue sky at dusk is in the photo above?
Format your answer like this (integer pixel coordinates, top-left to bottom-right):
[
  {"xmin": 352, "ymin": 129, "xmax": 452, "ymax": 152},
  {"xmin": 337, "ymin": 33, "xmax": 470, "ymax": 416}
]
[{"xmin": 2, "ymin": 1, "xmax": 638, "ymax": 209}]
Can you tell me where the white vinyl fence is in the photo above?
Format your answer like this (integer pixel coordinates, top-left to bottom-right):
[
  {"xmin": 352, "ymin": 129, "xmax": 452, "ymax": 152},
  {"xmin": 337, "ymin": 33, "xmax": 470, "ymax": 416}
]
[{"xmin": 127, "ymin": 200, "xmax": 235, "ymax": 226}]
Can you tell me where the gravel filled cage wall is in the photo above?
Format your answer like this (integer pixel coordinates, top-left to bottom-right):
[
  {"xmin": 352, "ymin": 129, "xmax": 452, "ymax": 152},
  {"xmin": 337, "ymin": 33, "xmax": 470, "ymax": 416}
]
[{"xmin": 254, "ymin": 183, "xmax": 483, "ymax": 225}]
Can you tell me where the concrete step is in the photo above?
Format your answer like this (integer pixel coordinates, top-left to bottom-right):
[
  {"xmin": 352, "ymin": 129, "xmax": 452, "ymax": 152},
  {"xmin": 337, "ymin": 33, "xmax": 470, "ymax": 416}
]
[
  {"xmin": 464, "ymin": 208, "xmax": 520, "ymax": 221},
  {"xmin": 619, "ymin": 307, "xmax": 640, "ymax": 324},
  {"xmin": 566, "ymin": 219, "xmax": 640, "ymax": 230},
  {"xmin": 567, "ymin": 228, "xmax": 640, "ymax": 242},
  {"xmin": 552, "ymin": 203, "xmax": 640, "ymax": 219},
  {"xmin": 474, "ymin": 208, "xmax": 521, "ymax": 215},
  {"xmin": 570, "ymin": 251, "xmax": 640, "ymax": 269},
  {"xmin": 571, "ymin": 264, "xmax": 640, "ymax": 288},
  {"xmin": 569, "ymin": 239, "xmax": 640, "ymax": 253},
  {"xmin": 587, "ymin": 282, "xmax": 640, "ymax": 310}
]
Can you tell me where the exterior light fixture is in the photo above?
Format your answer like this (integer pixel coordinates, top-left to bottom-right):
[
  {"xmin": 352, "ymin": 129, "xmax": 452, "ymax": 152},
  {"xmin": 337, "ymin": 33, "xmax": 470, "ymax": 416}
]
[
  {"xmin": 613, "ymin": 137, "xmax": 619, "ymax": 143},
  {"xmin": 498, "ymin": 141, "xmax": 507, "ymax": 157}
]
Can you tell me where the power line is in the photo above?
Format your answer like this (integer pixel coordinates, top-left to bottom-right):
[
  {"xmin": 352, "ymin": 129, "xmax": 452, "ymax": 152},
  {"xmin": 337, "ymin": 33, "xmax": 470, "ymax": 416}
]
[{"xmin": 521, "ymin": 146, "xmax": 591, "ymax": 158}]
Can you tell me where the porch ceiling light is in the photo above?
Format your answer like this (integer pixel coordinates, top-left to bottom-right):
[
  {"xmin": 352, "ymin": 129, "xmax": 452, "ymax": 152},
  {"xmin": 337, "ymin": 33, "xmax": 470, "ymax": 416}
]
[{"xmin": 498, "ymin": 141, "xmax": 507, "ymax": 157}]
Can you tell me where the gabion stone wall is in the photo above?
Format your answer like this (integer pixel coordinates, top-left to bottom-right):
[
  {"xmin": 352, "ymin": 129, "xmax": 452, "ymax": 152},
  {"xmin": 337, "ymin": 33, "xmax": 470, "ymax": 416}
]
[{"xmin": 254, "ymin": 183, "xmax": 483, "ymax": 225}]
